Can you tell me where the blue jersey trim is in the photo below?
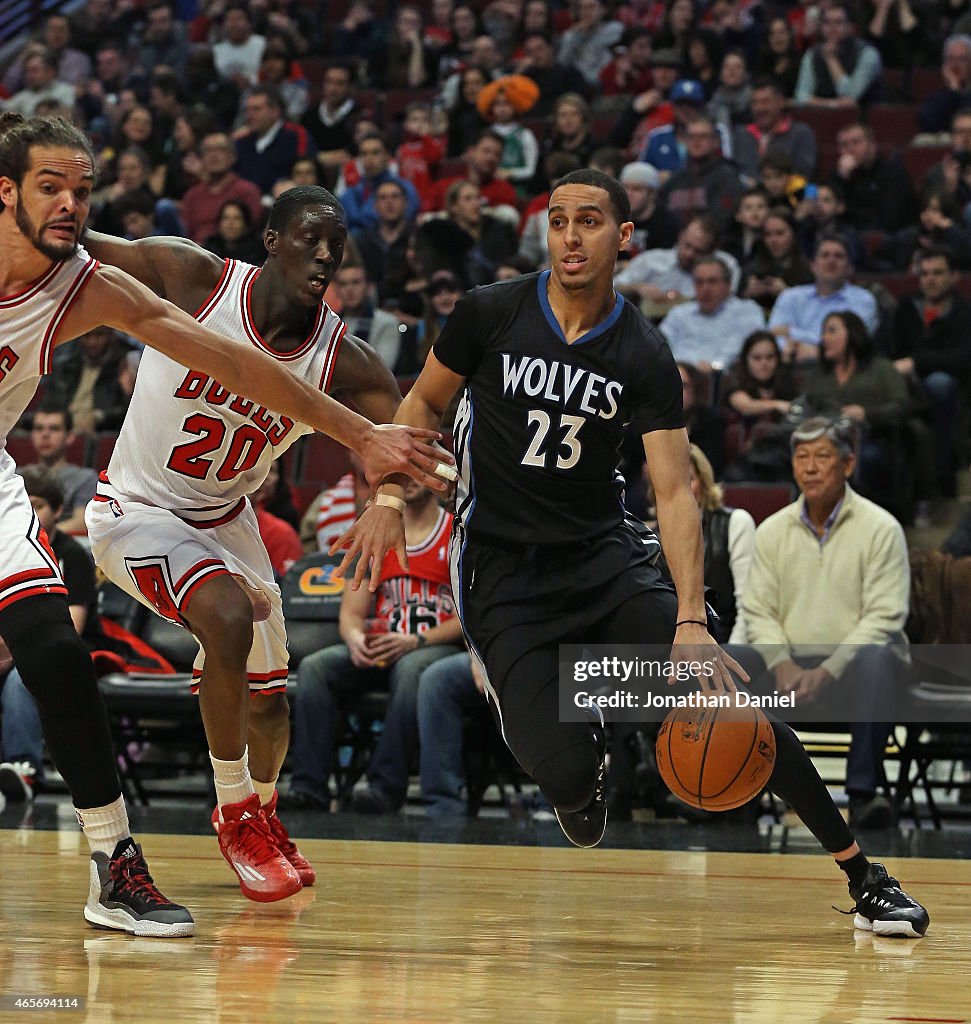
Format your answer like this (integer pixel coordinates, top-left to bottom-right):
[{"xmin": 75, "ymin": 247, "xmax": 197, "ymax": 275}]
[{"xmin": 536, "ymin": 269, "xmax": 625, "ymax": 346}]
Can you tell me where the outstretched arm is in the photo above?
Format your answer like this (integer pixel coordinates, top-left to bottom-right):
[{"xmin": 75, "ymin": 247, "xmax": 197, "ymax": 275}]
[
  {"xmin": 331, "ymin": 350, "xmax": 465, "ymax": 590},
  {"xmin": 81, "ymin": 230, "xmax": 219, "ymax": 298},
  {"xmin": 61, "ymin": 265, "xmax": 451, "ymax": 492},
  {"xmin": 643, "ymin": 427, "xmax": 748, "ymax": 689}
]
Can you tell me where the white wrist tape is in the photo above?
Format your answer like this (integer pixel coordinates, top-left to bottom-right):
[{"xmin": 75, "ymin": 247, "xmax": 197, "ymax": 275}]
[{"xmin": 374, "ymin": 493, "xmax": 406, "ymax": 513}]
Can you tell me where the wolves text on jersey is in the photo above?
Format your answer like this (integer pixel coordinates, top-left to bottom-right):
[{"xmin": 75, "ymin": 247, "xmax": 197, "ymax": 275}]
[
  {"xmin": 173, "ymin": 369, "xmax": 296, "ymax": 446},
  {"xmin": 500, "ymin": 353, "xmax": 623, "ymax": 421}
]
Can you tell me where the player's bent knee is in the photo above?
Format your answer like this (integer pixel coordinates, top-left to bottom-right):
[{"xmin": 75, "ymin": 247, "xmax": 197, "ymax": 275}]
[
  {"xmin": 532, "ymin": 743, "xmax": 600, "ymax": 813},
  {"xmin": 249, "ymin": 691, "xmax": 290, "ymax": 726},
  {"xmin": 186, "ymin": 586, "xmax": 255, "ymax": 659},
  {"xmin": 14, "ymin": 625, "xmax": 99, "ymax": 711}
]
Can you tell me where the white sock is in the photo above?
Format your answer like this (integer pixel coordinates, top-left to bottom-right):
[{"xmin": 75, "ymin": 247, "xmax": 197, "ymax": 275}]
[
  {"xmin": 253, "ymin": 776, "xmax": 278, "ymax": 809},
  {"xmin": 210, "ymin": 747, "xmax": 255, "ymax": 816},
  {"xmin": 76, "ymin": 796, "xmax": 131, "ymax": 856}
]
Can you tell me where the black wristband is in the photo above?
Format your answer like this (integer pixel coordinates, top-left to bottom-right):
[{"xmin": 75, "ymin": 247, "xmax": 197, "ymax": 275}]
[
  {"xmin": 675, "ymin": 619, "xmax": 708, "ymax": 628},
  {"xmin": 415, "ymin": 633, "xmax": 427, "ymax": 648}
]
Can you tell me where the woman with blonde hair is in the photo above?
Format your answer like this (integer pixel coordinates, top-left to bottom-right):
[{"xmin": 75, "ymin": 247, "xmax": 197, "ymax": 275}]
[{"xmin": 687, "ymin": 444, "xmax": 755, "ymax": 643}]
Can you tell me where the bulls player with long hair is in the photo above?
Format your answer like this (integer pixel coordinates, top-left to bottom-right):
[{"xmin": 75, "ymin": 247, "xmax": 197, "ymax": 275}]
[{"xmin": 0, "ymin": 112, "xmax": 450, "ymax": 933}]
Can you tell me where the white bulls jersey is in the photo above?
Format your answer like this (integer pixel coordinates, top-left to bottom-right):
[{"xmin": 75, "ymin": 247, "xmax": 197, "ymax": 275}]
[
  {"xmin": 0, "ymin": 248, "xmax": 98, "ymax": 446},
  {"xmin": 101, "ymin": 259, "xmax": 346, "ymax": 524}
]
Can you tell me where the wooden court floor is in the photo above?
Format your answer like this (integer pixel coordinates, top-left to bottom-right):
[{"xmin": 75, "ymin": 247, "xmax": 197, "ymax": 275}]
[{"xmin": 0, "ymin": 830, "xmax": 968, "ymax": 1024}]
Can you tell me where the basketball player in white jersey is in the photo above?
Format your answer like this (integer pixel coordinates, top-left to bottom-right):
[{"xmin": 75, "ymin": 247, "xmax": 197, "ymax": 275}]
[
  {"xmin": 0, "ymin": 113, "xmax": 450, "ymax": 934},
  {"xmin": 81, "ymin": 184, "xmax": 435, "ymax": 902}
]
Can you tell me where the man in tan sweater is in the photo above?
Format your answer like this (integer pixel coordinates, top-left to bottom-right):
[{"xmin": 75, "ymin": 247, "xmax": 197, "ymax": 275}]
[{"xmin": 738, "ymin": 416, "xmax": 910, "ymax": 829}]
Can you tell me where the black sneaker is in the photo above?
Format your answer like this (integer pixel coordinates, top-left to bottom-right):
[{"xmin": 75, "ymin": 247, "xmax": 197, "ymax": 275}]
[
  {"xmin": 0, "ymin": 761, "xmax": 35, "ymax": 803},
  {"xmin": 554, "ymin": 728, "xmax": 607, "ymax": 849},
  {"xmin": 841, "ymin": 863, "xmax": 929, "ymax": 938},
  {"xmin": 84, "ymin": 838, "xmax": 195, "ymax": 937},
  {"xmin": 351, "ymin": 785, "xmax": 400, "ymax": 815}
]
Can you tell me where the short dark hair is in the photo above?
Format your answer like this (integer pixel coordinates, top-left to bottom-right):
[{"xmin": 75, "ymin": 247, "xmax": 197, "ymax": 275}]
[
  {"xmin": 19, "ymin": 465, "xmax": 65, "ymax": 513},
  {"xmin": 813, "ymin": 231, "xmax": 852, "ymax": 260},
  {"xmin": 550, "ymin": 168, "xmax": 631, "ymax": 225},
  {"xmin": 114, "ymin": 190, "xmax": 156, "ymax": 219},
  {"xmin": 917, "ymin": 244, "xmax": 957, "ymax": 272},
  {"xmin": 267, "ymin": 184, "xmax": 345, "ymax": 232},
  {"xmin": 750, "ymin": 76, "xmax": 784, "ymax": 95},
  {"xmin": 32, "ymin": 403, "xmax": 72, "ymax": 432},
  {"xmin": 694, "ymin": 256, "xmax": 731, "ymax": 282},
  {"xmin": 0, "ymin": 114, "xmax": 96, "ymax": 200}
]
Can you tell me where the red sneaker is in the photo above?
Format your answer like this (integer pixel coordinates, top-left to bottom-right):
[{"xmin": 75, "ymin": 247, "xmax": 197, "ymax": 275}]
[
  {"xmin": 263, "ymin": 792, "xmax": 316, "ymax": 887},
  {"xmin": 213, "ymin": 794, "xmax": 302, "ymax": 903}
]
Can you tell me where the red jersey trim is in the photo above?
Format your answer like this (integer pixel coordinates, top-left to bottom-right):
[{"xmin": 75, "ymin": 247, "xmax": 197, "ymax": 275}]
[
  {"xmin": 194, "ymin": 258, "xmax": 235, "ymax": 321},
  {"xmin": 319, "ymin": 320, "xmax": 346, "ymax": 393},
  {"xmin": 0, "ymin": 259, "xmax": 62, "ymax": 307},
  {"xmin": 39, "ymin": 257, "xmax": 99, "ymax": 374},
  {"xmin": 0, "ymin": 582, "xmax": 69, "ymax": 613},
  {"xmin": 241, "ymin": 269, "xmax": 324, "ymax": 361}
]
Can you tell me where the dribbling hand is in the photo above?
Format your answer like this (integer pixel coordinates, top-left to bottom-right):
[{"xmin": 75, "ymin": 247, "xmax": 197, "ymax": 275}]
[{"xmin": 668, "ymin": 622, "xmax": 749, "ymax": 692}]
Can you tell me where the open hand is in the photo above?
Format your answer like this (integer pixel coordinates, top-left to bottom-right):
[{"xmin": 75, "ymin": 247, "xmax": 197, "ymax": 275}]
[
  {"xmin": 330, "ymin": 504, "xmax": 407, "ymax": 592},
  {"xmin": 358, "ymin": 423, "xmax": 455, "ymax": 495}
]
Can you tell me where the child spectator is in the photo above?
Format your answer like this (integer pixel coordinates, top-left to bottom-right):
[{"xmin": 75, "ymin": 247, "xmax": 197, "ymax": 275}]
[{"xmin": 395, "ymin": 102, "xmax": 447, "ymax": 202}]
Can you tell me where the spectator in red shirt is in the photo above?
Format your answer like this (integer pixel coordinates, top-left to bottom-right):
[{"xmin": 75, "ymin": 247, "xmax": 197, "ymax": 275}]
[
  {"xmin": 599, "ymin": 28, "xmax": 655, "ymax": 98},
  {"xmin": 395, "ymin": 102, "xmax": 446, "ymax": 202},
  {"xmin": 180, "ymin": 131, "xmax": 263, "ymax": 243},
  {"xmin": 424, "ymin": 128, "xmax": 518, "ymax": 211},
  {"xmin": 254, "ymin": 461, "xmax": 303, "ymax": 580}
]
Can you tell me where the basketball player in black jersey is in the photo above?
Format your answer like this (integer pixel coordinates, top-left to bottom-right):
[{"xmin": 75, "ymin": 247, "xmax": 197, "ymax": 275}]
[{"xmin": 334, "ymin": 169, "xmax": 929, "ymax": 938}]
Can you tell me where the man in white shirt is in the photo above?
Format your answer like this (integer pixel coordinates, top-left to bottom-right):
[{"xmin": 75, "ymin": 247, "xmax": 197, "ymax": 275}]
[
  {"xmin": 660, "ymin": 257, "xmax": 765, "ymax": 370},
  {"xmin": 614, "ymin": 214, "xmax": 740, "ymax": 319},
  {"xmin": 2, "ymin": 50, "xmax": 76, "ymax": 118},
  {"xmin": 213, "ymin": 4, "xmax": 266, "ymax": 87}
]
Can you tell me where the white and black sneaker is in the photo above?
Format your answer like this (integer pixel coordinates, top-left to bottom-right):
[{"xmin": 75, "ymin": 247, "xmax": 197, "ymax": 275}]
[
  {"xmin": 554, "ymin": 728, "xmax": 608, "ymax": 849},
  {"xmin": 84, "ymin": 838, "xmax": 195, "ymax": 937},
  {"xmin": 841, "ymin": 863, "xmax": 930, "ymax": 938},
  {"xmin": 0, "ymin": 761, "xmax": 35, "ymax": 803}
]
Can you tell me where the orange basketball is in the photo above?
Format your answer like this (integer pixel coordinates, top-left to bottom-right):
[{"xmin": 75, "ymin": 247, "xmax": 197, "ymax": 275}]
[{"xmin": 655, "ymin": 704, "xmax": 777, "ymax": 812}]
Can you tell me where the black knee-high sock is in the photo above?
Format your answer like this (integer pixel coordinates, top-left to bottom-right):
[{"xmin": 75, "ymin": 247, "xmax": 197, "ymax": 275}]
[
  {"xmin": 0, "ymin": 596, "xmax": 121, "ymax": 809},
  {"xmin": 768, "ymin": 719, "xmax": 856, "ymax": 855}
]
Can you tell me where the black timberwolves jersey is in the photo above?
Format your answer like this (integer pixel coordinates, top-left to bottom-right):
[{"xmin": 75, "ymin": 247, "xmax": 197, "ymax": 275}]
[{"xmin": 434, "ymin": 271, "xmax": 684, "ymax": 546}]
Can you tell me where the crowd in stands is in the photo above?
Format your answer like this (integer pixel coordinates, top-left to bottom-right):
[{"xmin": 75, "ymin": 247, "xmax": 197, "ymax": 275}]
[{"xmin": 5, "ymin": 0, "xmax": 971, "ymax": 827}]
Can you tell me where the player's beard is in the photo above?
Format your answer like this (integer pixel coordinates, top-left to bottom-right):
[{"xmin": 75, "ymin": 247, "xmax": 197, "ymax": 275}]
[{"xmin": 15, "ymin": 199, "xmax": 78, "ymax": 262}]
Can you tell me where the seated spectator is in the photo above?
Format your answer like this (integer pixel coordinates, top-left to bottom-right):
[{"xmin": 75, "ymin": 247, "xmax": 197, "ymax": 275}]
[
  {"xmin": 0, "ymin": 468, "xmax": 103, "ymax": 794},
  {"xmin": 445, "ymin": 65, "xmax": 490, "ymax": 159},
  {"xmin": 659, "ymin": 256, "xmax": 765, "ymax": 370},
  {"xmin": 112, "ymin": 191, "xmax": 163, "ymax": 240},
  {"xmin": 922, "ymin": 108, "xmax": 971, "ymax": 213},
  {"xmin": 686, "ymin": 30, "xmax": 723, "ymax": 99},
  {"xmin": 796, "ymin": 182, "xmax": 862, "ymax": 267},
  {"xmin": 135, "ymin": 1, "xmax": 190, "ymax": 78},
  {"xmin": 1, "ymin": 48, "xmax": 76, "ymax": 118},
  {"xmin": 22, "ymin": 406, "xmax": 97, "ymax": 534},
  {"xmin": 180, "ymin": 131, "xmax": 264, "ymax": 244},
  {"xmin": 641, "ymin": 79, "xmax": 709, "ymax": 174},
  {"xmin": 615, "ymin": 214, "xmax": 741, "ymax": 320},
  {"xmin": 660, "ymin": 113, "xmax": 744, "ymax": 231},
  {"xmin": 515, "ymin": 32, "xmax": 590, "ymax": 118},
  {"xmin": 804, "ymin": 311, "xmax": 909, "ymax": 497},
  {"xmin": 252, "ymin": 461, "xmax": 302, "ymax": 580},
  {"xmin": 619, "ymin": 160, "xmax": 680, "ymax": 262},
  {"xmin": 607, "ymin": 47, "xmax": 680, "ymax": 159},
  {"xmin": 830, "ymin": 123, "xmax": 917, "ymax": 234},
  {"xmin": 414, "ymin": 270, "xmax": 464, "ymax": 371},
  {"xmin": 890, "ymin": 246, "xmax": 971, "ymax": 497},
  {"xmin": 768, "ymin": 233, "xmax": 878, "ymax": 362},
  {"xmin": 283, "ymin": 482, "xmax": 464, "ymax": 812},
  {"xmin": 182, "ymin": 46, "xmax": 241, "ymax": 135},
  {"xmin": 341, "ymin": 131, "xmax": 420, "ymax": 232},
  {"xmin": 891, "ymin": 190, "xmax": 971, "ymax": 272},
  {"xmin": 416, "ymin": 651, "xmax": 487, "ymax": 816},
  {"xmin": 680, "ymin": 360, "xmax": 726, "ymax": 475},
  {"xmin": 556, "ymin": 0, "xmax": 623, "ymax": 89},
  {"xmin": 395, "ymin": 102, "xmax": 447, "ymax": 203},
  {"xmin": 688, "ymin": 445, "xmax": 756, "ymax": 643},
  {"xmin": 416, "ymin": 180, "xmax": 518, "ymax": 287},
  {"xmin": 332, "ymin": 264, "xmax": 404, "ymax": 372},
  {"xmin": 212, "ymin": 3, "xmax": 266, "ymax": 88},
  {"xmin": 794, "ymin": 3, "xmax": 882, "ymax": 107},
  {"xmin": 367, "ymin": 5, "xmax": 438, "ymax": 89},
  {"xmin": 92, "ymin": 145, "xmax": 183, "ymax": 238},
  {"xmin": 708, "ymin": 49, "xmax": 752, "ymax": 128},
  {"xmin": 301, "ymin": 454, "xmax": 368, "ymax": 553},
  {"xmin": 251, "ymin": 39, "xmax": 309, "ymax": 123},
  {"xmin": 479, "ymin": 87, "xmax": 540, "ymax": 192},
  {"xmin": 733, "ymin": 77, "xmax": 818, "ymax": 184},
  {"xmin": 158, "ymin": 109, "xmax": 212, "ymax": 201},
  {"xmin": 331, "ymin": 0, "xmax": 384, "ymax": 63},
  {"xmin": 597, "ymin": 28, "xmax": 654, "ymax": 102},
  {"xmin": 721, "ymin": 187, "xmax": 769, "ymax": 265},
  {"xmin": 724, "ymin": 329, "xmax": 797, "ymax": 426},
  {"xmin": 45, "ymin": 327, "xmax": 135, "ymax": 435},
  {"xmin": 532, "ymin": 94, "xmax": 598, "ymax": 195},
  {"xmin": 753, "ymin": 17, "xmax": 801, "ymax": 99},
  {"xmin": 202, "ymin": 199, "xmax": 267, "ymax": 266},
  {"xmin": 734, "ymin": 416, "xmax": 911, "ymax": 829},
  {"xmin": 3, "ymin": 13, "xmax": 91, "ymax": 93},
  {"xmin": 301, "ymin": 64, "xmax": 363, "ymax": 185},
  {"xmin": 918, "ymin": 34, "xmax": 971, "ymax": 134},
  {"xmin": 743, "ymin": 207, "xmax": 814, "ymax": 311},
  {"xmin": 353, "ymin": 179, "xmax": 416, "ymax": 307},
  {"xmin": 235, "ymin": 84, "xmax": 316, "ymax": 197}
]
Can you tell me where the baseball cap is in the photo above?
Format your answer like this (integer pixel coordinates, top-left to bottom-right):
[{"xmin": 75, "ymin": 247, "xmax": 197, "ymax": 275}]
[
  {"xmin": 670, "ymin": 79, "xmax": 705, "ymax": 105},
  {"xmin": 619, "ymin": 162, "xmax": 661, "ymax": 190}
]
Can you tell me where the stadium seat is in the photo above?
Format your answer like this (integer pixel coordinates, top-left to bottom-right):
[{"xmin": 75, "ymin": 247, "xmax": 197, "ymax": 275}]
[
  {"xmin": 721, "ymin": 482, "xmax": 794, "ymax": 524},
  {"xmin": 91, "ymin": 432, "xmax": 118, "ymax": 471},
  {"xmin": 868, "ymin": 104, "xmax": 920, "ymax": 151},
  {"xmin": 280, "ymin": 551, "xmax": 344, "ymax": 669},
  {"xmin": 903, "ymin": 145, "xmax": 948, "ymax": 190}
]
